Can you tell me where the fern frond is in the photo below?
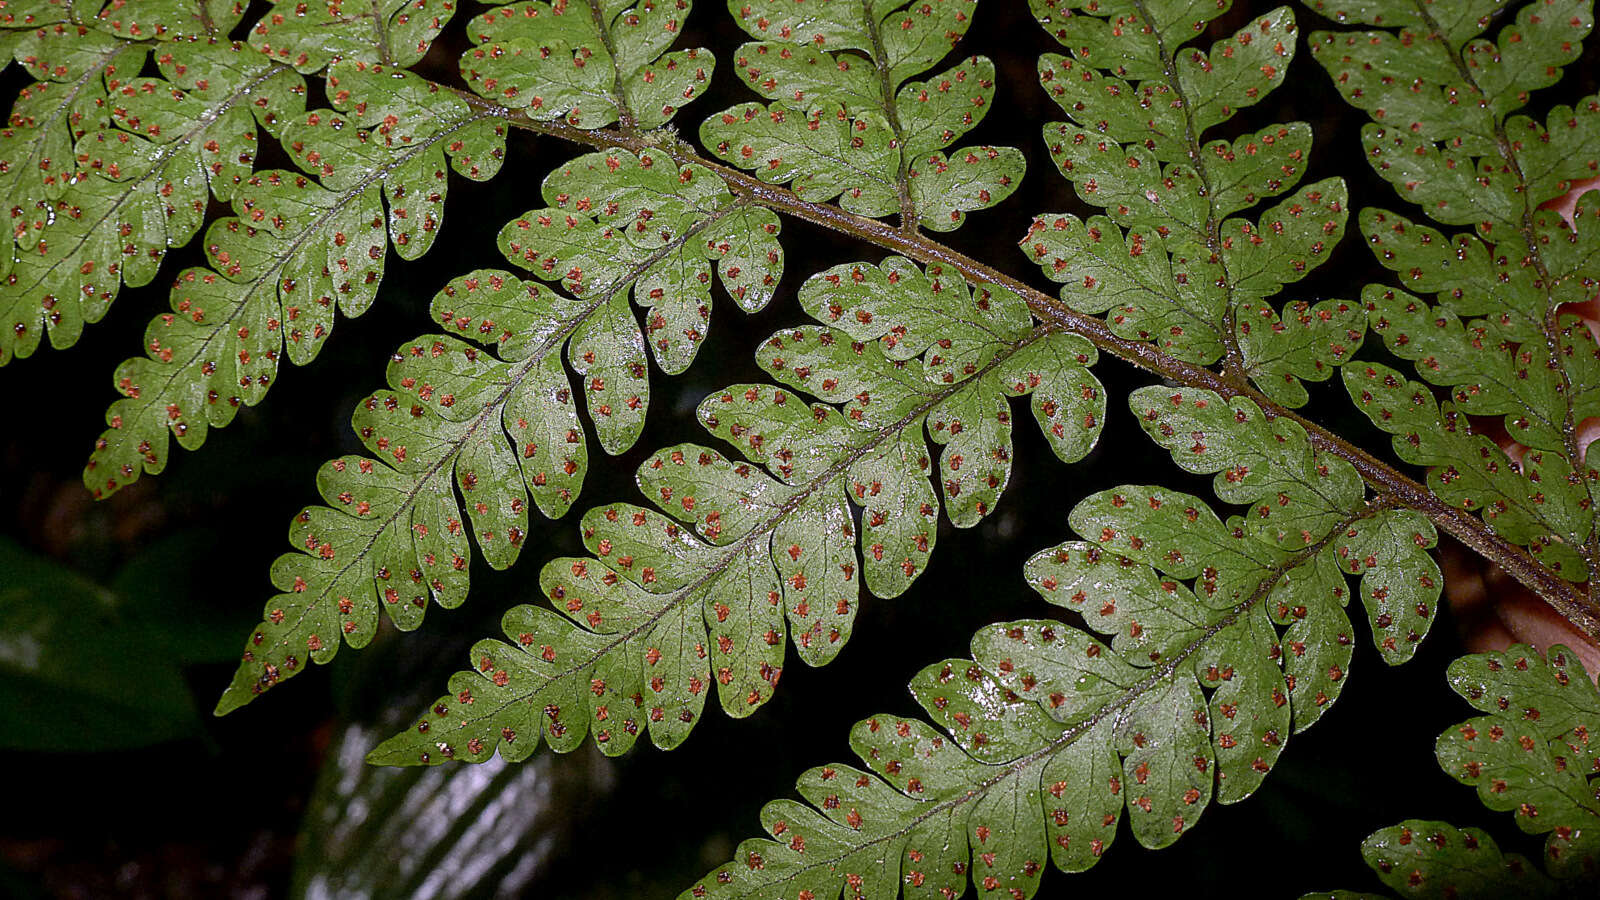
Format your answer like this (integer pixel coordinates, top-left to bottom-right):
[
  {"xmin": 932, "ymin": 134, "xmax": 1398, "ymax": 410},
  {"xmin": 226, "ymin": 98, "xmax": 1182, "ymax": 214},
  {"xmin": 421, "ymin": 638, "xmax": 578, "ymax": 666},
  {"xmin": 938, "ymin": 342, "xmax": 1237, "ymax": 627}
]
[
  {"xmin": 5, "ymin": 37, "xmax": 302, "ymax": 357},
  {"xmin": 0, "ymin": 1, "xmax": 73, "ymax": 55},
  {"xmin": 83, "ymin": 62, "xmax": 505, "ymax": 498},
  {"xmin": 94, "ymin": 1, "xmax": 248, "ymax": 40},
  {"xmin": 0, "ymin": 1, "xmax": 238, "ymax": 55},
  {"xmin": 680, "ymin": 384, "xmax": 1440, "ymax": 899},
  {"xmin": 0, "ymin": 4, "xmax": 272, "ymax": 362},
  {"xmin": 1312, "ymin": 1, "xmax": 1600, "ymax": 588},
  {"xmin": 1439, "ymin": 644, "xmax": 1600, "ymax": 877},
  {"xmin": 462, "ymin": 0, "xmax": 714, "ymax": 130},
  {"xmin": 0, "ymin": 22, "xmax": 149, "ymax": 360},
  {"xmin": 249, "ymin": 0, "xmax": 457, "ymax": 73},
  {"xmin": 216, "ymin": 146, "xmax": 778, "ymax": 713},
  {"xmin": 366, "ymin": 257, "xmax": 1105, "ymax": 763},
  {"xmin": 497, "ymin": 146, "xmax": 783, "ymax": 369},
  {"xmin": 1025, "ymin": 4, "xmax": 1354, "ymax": 406},
  {"xmin": 1304, "ymin": 644, "xmax": 1598, "ymax": 897},
  {"xmin": 1300, "ymin": 820, "xmax": 1561, "ymax": 900},
  {"xmin": 701, "ymin": 0, "xmax": 1023, "ymax": 231}
]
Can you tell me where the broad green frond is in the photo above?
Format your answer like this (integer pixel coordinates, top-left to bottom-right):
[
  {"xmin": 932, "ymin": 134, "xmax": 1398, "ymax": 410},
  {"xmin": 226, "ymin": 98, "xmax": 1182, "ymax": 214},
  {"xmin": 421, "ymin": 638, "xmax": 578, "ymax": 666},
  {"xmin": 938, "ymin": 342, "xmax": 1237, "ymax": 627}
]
[
  {"xmin": 1315, "ymin": 1, "xmax": 1600, "ymax": 589},
  {"xmin": 701, "ymin": 0, "xmax": 1023, "ymax": 231},
  {"xmin": 1439, "ymin": 644, "xmax": 1600, "ymax": 878},
  {"xmin": 215, "ymin": 146, "xmax": 782, "ymax": 714},
  {"xmin": 0, "ymin": 4, "xmax": 249, "ymax": 337},
  {"xmin": 769, "ymin": 258, "xmax": 1104, "ymax": 535},
  {"xmin": 3, "ymin": 39, "xmax": 303, "ymax": 365},
  {"xmin": 83, "ymin": 62, "xmax": 506, "ymax": 500},
  {"xmin": 500, "ymin": 147, "xmax": 784, "ymax": 372},
  {"xmin": 462, "ymin": 0, "xmax": 715, "ymax": 129},
  {"xmin": 1030, "ymin": 0, "xmax": 1241, "ymax": 74},
  {"xmin": 1365, "ymin": 204, "xmax": 1600, "ymax": 447},
  {"xmin": 0, "ymin": 24, "xmax": 147, "ymax": 359},
  {"xmin": 1301, "ymin": 820, "xmax": 1560, "ymax": 900},
  {"xmin": 366, "ymin": 257, "xmax": 1105, "ymax": 764},
  {"xmin": 1022, "ymin": 178, "xmax": 1354, "ymax": 376},
  {"xmin": 250, "ymin": 0, "xmax": 457, "ymax": 73},
  {"xmin": 1312, "ymin": 0, "xmax": 1590, "ymax": 178},
  {"xmin": 1131, "ymin": 386, "xmax": 1441, "ymax": 667},
  {"xmin": 681, "ymin": 383, "xmax": 1440, "ymax": 898},
  {"xmin": 0, "ymin": 1, "xmax": 72, "ymax": 45},
  {"xmin": 1026, "ymin": 4, "xmax": 1355, "ymax": 403}
]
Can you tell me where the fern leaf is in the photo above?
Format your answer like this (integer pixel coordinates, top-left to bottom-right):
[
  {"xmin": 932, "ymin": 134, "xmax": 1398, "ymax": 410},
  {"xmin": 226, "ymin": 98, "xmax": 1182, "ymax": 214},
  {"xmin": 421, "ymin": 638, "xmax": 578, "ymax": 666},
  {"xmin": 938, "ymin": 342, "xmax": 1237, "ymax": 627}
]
[
  {"xmin": 367, "ymin": 258, "xmax": 1105, "ymax": 763},
  {"xmin": 462, "ymin": 0, "xmax": 715, "ymax": 130},
  {"xmin": 500, "ymin": 147, "xmax": 783, "ymax": 372},
  {"xmin": 0, "ymin": 4, "xmax": 241, "ymax": 338},
  {"xmin": 216, "ymin": 146, "xmax": 778, "ymax": 714},
  {"xmin": 1027, "ymin": 5, "xmax": 1353, "ymax": 403},
  {"xmin": 1313, "ymin": 1, "xmax": 1600, "ymax": 587},
  {"xmin": 83, "ymin": 62, "xmax": 506, "ymax": 499},
  {"xmin": 0, "ymin": 1, "xmax": 72, "ymax": 47},
  {"xmin": 1235, "ymin": 297, "xmax": 1366, "ymax": 408},
  {"xmin": 1028, "ymin": 0, "xmax": 1227, "ymax": 77},
  {"xmin": 777, "ymin": 258, "xmax": 1102, "ymax": 529},
  {"xmin": 701, "ymin": 0, "xmax": 1023, "ymax": 231},
  {"xmin": 1346, "ymin": 362, "xmax": 1596, "ymax": 582},
  {"xmin": 249, "ymin": 0, "xmax": 457, "ymax": 72},
  {"xmin": 1023, "ymin": 178, "xmax": 1352, "ymax": 374},
  {"xmin": 5, "ymin": 39, "xmax": 302, "ymax": 370},
  {"xmin": 1304, "ymin": 1, "xmax": 1511, "ymax": 47},
  {"xmin": 0, "ymin": 1, "xmax": 240, "ymax": 54},
  {"xmin": 1438, "ymin": 644, "xmax": 1600, "ymax": 877},
  {"xmin": 681, "ymin": 385, "xmax": 1440, "ymax": 898},
  {"xmin": 1312, "ymin": 0, "xmax": 1589, "ymax": 167},
  {"xmin": 1132, "ymin": 385, "xmax": 1441, "ymax": 666},
  {"xmin": 1358, "ymin": 200, "xmax": 1600, "ymax": 469},
  {"xmin": 1310, "ymin": 644, "xmax": 1598, "ymax": 897},
  {"xmin": 1301, "ymin": 820, "xmax": 1560, "ymax": 900},
  {"xmin": 0, "ymin": 23, "xmax": 147, "ymax": 359},
  {"xmin": 92, "ymin": 1, "xmax": 248, "ymax": 40}
]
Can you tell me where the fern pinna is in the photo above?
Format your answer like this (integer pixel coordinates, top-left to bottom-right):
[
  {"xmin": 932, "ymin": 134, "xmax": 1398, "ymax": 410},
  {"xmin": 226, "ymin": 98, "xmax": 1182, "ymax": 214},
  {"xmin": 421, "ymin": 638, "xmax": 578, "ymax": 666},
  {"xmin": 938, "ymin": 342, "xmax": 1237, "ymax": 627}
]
[{"xmin": 2, "ymin": 0, "xmax": 1599, "ymax": 896}]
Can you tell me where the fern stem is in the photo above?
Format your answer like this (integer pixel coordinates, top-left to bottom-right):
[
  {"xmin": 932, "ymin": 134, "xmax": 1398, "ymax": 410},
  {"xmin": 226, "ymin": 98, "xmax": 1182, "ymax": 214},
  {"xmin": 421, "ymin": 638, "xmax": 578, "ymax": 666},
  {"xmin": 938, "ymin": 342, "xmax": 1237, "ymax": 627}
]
[{"xmin": 449, "ymin": 93, "xmax": 1600, "ymax": 643}]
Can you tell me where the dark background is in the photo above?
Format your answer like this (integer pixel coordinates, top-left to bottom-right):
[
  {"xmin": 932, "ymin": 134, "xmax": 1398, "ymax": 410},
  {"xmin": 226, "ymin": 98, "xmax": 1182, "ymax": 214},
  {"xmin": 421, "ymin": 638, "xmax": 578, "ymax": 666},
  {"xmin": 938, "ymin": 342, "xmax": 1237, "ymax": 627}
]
[{"xmin": 2, "ymin": 1, "xmax": 1594, "ymax": 897}]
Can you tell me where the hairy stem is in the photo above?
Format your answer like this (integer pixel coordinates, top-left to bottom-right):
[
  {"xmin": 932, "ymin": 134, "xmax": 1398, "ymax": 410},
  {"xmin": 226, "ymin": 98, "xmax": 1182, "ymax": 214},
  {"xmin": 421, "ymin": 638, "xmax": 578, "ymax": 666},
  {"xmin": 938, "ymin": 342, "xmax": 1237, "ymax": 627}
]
[{"xmin": 370, "ymin": 0, "xmax": 394, "ymax": 67}]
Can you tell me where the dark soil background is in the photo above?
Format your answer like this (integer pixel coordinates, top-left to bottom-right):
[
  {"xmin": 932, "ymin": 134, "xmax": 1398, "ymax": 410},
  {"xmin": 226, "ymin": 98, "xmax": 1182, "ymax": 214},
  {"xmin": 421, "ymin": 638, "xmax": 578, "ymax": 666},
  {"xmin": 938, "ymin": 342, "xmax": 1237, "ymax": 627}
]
[{"xmin": 3, "ymin": 1, "xmax": 1595, "ymax": 898}]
